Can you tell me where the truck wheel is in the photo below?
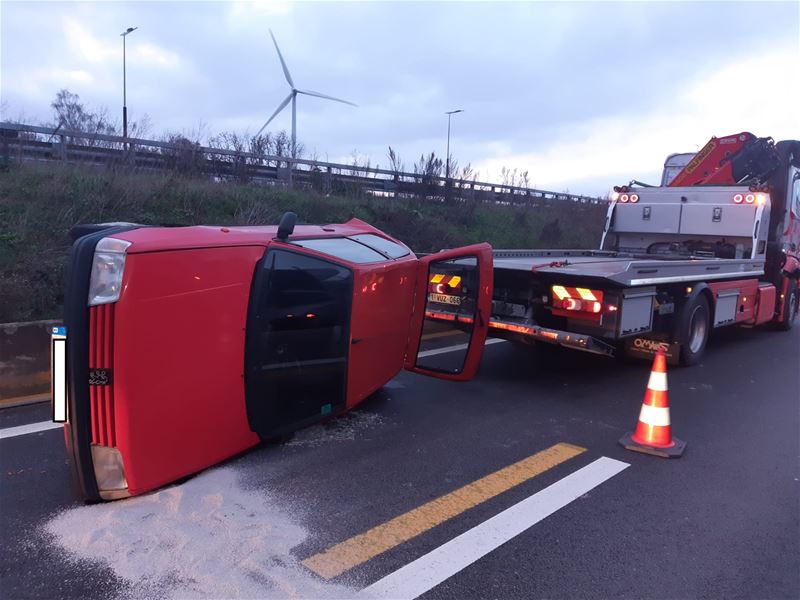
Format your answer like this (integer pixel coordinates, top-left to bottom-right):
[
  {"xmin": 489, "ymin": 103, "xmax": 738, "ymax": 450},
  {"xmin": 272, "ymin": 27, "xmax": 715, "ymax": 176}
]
[
  {"xmin": 677, "ymin": 295, "xmax": 710, "ymax": 366},
  {"xmin": 777, "ymin": 280, "xmax": 798, "ymax": 332}
]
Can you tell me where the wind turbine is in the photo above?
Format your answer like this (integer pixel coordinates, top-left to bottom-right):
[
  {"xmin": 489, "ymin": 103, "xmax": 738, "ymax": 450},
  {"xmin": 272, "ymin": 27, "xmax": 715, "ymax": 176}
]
[{"xmin": 257, "ymin": 30, "xmax": 357, "ymax": 158}]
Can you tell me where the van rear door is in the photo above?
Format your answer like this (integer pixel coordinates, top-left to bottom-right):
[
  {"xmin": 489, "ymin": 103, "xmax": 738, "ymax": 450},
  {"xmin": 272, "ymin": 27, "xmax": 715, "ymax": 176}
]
[{"xmin": 404, "ymin": 243, "xmax": 494, "ymax": 381}]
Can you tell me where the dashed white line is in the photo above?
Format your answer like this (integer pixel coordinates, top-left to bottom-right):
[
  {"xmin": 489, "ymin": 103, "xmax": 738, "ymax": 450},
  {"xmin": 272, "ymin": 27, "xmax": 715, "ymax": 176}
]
[{"xmin": 359, "ymin": 456, "xmax": 630, "ymax": 600}]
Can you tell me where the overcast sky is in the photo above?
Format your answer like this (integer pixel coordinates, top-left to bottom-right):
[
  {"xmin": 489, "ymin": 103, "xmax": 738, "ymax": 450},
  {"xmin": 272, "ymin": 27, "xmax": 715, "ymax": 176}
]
[{"xmin": 1, "ymin": 1, "xmax": 798, "ymax": 195}]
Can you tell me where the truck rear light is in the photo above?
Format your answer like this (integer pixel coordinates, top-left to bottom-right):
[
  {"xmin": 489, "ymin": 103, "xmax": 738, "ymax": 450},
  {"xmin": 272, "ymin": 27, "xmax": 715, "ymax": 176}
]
[
  {"xmin": 562, "ymin": 298, "xmax": 602, "ymax": 313},
  {"xmin": 733, "ymin": 193, "xmax": 744, "ymax": 204},
  {"xmin": 551, "ymin": 286, "xmax": 605, "ymax": 319},
  {"xmin": 744, "ymin": 193, "xmax": 755, "ymax": 204},
  {"xmin": 619, "ymin": 194, "xmax": 629, "ymax": 203},
  {"xmin": 629, "ymin": 194, "xmax": 639, "ymax": 203}
]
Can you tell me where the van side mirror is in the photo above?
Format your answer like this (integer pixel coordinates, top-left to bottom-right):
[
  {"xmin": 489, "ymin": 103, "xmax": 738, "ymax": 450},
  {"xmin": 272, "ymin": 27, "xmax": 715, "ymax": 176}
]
[{"xmin": 276, "ymin": 212, "xmax": 297, "ymax": 241}]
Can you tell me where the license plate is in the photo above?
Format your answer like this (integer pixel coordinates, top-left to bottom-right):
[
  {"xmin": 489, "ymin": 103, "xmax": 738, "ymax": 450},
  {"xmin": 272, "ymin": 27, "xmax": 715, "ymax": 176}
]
[
  {"xmin": 428, "ymin": 293, "xmax": 462, "ymax": 306},
  {"xmin": 51, "ymin": 326, "xmax": 67, "ymax": 423}
]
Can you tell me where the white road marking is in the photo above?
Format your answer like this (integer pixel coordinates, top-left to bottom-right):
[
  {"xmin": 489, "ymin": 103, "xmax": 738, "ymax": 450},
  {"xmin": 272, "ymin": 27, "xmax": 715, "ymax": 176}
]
[
  {"xmin": 0, "ymin": 421, "xmax": 63, "ymax": 440},
  {"xmin": 417, "ymin": 337, "xmax": 505, "ymax": 358},
  {"xmin": 359, "ymin": 456, "xmax": 629, "ymax": 600}
]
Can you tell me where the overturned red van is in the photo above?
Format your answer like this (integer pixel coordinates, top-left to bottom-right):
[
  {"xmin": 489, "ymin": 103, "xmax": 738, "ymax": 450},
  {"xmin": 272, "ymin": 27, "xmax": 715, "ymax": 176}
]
[{"xmin": 55, "ymin": 214, "xmax": 492, "ymax": 501}]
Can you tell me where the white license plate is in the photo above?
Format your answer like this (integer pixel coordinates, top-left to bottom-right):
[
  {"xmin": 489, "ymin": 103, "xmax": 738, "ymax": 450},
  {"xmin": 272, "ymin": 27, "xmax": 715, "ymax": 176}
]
[
  {"xmin": 51, "ymin": 326, "xmax": 67, "ymax": 423},
  {"xmin": 428, "ymin": 293, "xmax": 462, "ymax": 305}
]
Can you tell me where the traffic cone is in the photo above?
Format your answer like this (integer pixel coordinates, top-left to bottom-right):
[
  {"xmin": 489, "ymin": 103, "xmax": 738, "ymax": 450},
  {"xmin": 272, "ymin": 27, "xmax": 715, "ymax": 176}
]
[{"xmin": 619, "ymin": 348, "xmax": 686, "ymax": 458}]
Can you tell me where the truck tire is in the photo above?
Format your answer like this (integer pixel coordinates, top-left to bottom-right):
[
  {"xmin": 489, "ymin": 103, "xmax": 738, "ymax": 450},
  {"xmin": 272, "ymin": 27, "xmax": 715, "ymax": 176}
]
[
  {"xmin": 777, "ymin": 279, "xmax": 798, "ymax": 331},
  {"xmin": 677, "ymin": 294, "xmax": 710, "ymax": 366}
]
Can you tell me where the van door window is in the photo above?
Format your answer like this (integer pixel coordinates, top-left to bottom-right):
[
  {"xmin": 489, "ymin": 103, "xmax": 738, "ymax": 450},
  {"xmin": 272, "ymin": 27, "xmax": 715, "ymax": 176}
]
[{"xmin": 244, "ymin": 248, "xmax": 352, "ymax": 438}]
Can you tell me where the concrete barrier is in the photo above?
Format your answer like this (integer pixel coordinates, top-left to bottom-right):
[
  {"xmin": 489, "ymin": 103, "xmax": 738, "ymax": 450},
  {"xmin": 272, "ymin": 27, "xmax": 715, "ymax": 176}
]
[{"xmin": 1, "ymin": 320, "xmax": 59, "ymax": 405}]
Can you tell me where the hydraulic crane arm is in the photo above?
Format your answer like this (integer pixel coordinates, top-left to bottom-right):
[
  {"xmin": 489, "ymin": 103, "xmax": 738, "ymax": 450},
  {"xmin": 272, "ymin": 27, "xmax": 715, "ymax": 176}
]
[{"xmin": 669, "ymin": 132, "xmax": 782, "ymax": 187}]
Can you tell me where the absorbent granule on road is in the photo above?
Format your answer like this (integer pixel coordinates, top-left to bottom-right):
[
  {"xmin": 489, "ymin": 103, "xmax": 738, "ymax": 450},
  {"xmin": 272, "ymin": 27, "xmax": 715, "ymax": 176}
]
[
  {"xmin": 285, "ymin": 410, "xmax": 386, "ymax": 448},
  {"xmin": 43, "ymin": 467, "xmax": 355, "ymax": 599}
]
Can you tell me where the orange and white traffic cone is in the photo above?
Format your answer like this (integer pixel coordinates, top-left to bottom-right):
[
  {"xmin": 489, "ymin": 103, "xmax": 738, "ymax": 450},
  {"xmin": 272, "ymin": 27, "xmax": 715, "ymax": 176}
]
[{"xmin": 619, "ymin": 348, "xmax": 686, "ymax": 458}]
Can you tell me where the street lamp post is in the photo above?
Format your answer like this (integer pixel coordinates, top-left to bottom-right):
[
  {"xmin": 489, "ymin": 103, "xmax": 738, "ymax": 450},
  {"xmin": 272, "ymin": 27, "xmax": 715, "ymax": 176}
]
[
  {"xmin": 445, "ymin": 109, "xmax": 463, "ymax": 201},
  {"xmin": 120, "ymin": 27, "xmax": 138, "ymax": 141}
]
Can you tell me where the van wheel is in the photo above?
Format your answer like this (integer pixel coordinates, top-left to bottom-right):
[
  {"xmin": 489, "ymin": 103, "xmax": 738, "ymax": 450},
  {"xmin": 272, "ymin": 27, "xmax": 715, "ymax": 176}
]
[
  {"xmin": 677, "ymin": 295, "xmax": 710, "ymax": 366},
  {"xmin": 777, "ymin": 280, "xmax": 798, "ymax": 331}
]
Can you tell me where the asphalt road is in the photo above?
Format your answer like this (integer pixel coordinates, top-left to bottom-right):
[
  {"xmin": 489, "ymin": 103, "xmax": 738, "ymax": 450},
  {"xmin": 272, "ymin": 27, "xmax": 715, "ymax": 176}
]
[{"xmin": 1, "ymin": 325, "xmax": 798, "ymax": 599}]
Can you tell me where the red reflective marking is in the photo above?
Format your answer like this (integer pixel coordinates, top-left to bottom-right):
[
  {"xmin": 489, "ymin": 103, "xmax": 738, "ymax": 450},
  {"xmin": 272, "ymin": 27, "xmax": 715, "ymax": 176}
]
[{"xmin": 632, "ymin": 423, "xmax": 674, "ymax": 448}]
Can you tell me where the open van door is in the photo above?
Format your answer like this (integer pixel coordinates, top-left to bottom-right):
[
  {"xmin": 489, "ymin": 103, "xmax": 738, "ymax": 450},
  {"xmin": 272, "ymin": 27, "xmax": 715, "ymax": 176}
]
[{"xmin": 404, "ymin": 243, "xmax": 493, "ymax": 381}]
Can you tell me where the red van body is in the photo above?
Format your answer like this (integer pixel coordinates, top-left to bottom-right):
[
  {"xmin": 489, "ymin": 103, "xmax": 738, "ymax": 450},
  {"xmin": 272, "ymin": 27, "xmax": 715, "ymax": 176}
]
[{"xmin": 57, "ymin": 217, "xmax": 492, "ymax": 500}]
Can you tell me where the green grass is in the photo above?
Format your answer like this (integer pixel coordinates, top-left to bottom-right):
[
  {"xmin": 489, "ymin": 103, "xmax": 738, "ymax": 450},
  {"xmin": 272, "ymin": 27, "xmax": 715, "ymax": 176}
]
[{"xmin": 0, "ymin": 163, "xmax": 606, "ymax": 323}]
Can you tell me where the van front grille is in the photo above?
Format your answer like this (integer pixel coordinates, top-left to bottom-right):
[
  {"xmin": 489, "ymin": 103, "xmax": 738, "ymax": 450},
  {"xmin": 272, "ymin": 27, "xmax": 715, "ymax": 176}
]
[{"xmin": 88, "ymin": 304, "xmax": 116, "ymax": 446}]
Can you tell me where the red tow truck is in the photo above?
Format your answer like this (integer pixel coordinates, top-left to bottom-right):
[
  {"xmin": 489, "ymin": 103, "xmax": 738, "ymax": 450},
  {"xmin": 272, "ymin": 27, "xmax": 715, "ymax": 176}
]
[{"xmin": 430, "ymin": 133, "xmax": 800, "ymax": 365}]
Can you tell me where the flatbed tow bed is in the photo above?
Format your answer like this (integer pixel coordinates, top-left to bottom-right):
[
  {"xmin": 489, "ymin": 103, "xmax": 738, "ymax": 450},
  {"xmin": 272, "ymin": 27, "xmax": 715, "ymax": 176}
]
[
  {"xmin": 486, "ymin": 249, "xmax": 770, "ymax": 360},
  {"xmin": 492, "ymin": 249, "xmax": 765, "ymax": 287}
]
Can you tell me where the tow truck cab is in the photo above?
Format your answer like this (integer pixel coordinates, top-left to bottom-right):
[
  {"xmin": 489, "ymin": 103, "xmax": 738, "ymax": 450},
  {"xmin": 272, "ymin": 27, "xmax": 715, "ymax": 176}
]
[{"xmin": 57, "ymin": 217, "xmax": 493, "ymax": 501}]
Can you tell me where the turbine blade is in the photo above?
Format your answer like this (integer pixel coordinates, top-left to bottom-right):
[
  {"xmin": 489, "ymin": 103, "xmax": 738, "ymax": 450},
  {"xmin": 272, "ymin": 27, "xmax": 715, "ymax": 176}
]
[
  {"xmin": 269, "ymin": 29, "xmax": 294, "ymax": 88},
  {"xmin": 256, "ymin": 92, "xmax": 294, "ymax": 136},
  {"xmin": 296, "ymin": 88, "xmax": 357, "ymax": 107}
]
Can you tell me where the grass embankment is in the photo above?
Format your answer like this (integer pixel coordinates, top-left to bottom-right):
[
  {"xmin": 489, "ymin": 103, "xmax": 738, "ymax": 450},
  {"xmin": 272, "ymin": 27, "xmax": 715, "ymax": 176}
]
[{"xmin": 0, "ymin": 164, "xmax": 606, "ymax": 324}]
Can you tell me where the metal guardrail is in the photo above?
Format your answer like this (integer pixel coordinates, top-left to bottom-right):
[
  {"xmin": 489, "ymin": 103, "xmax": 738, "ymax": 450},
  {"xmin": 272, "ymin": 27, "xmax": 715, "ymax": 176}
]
[{"xmin": 0, "ymin": 122, "xmax": 606, "ymax": 205}]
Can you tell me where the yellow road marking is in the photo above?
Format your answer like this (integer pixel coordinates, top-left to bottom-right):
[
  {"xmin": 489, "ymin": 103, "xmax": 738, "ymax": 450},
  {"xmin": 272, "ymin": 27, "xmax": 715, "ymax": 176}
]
[
  {"xmin": 301, "ymin": 442, "xmax": 586, "ymax": 579},
  {"xmin": 421, "ymin": 330, "xmax": 463, "ymax": 341}
]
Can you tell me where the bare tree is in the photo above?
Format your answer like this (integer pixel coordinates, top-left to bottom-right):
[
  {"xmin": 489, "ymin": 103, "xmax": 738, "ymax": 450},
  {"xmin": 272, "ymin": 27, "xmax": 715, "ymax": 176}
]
[
  {"xmin": 387, "ymin": 146, "xmax": 404, "ymax": 177},
  {"xmin": 49, "ymin": 89, "xmax": 116, "ymax": 145},
  {"xmin": 413, "ymin": 152, "xmax": 444, "ymax": 200}
]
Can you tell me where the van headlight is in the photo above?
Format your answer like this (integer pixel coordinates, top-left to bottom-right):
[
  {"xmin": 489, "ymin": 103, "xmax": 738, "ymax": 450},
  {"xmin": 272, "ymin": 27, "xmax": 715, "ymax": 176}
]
[{"xmin": 88, "ymin": 237, "xmax": 131, "ymax": 306}]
